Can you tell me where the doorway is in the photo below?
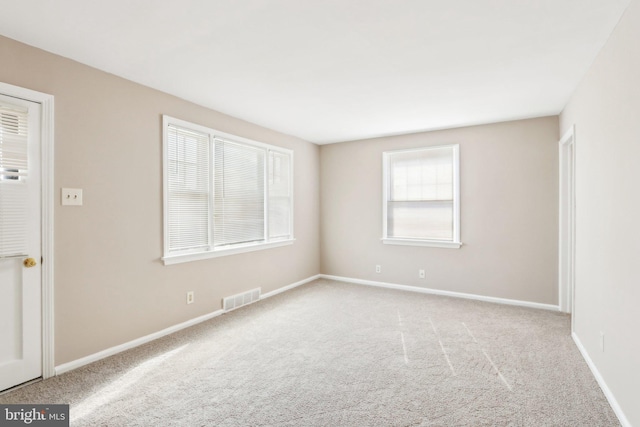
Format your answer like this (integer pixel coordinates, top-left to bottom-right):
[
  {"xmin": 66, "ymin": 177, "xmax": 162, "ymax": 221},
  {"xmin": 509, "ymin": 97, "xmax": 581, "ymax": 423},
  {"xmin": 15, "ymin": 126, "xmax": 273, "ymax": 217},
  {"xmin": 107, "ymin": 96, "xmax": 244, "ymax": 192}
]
[
  {"xmin": 558, "ymin": 125, "xmax": 576, "ymax": 319},
  {"xmin": 0, "ymin": 82, "xmax": 54, "ymax": 392}
]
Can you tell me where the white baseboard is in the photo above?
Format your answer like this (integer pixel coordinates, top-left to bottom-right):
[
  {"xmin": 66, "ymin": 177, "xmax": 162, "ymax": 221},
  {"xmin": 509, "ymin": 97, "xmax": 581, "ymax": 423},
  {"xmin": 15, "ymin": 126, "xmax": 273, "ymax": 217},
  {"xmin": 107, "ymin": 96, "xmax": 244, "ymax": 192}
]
[
  {"xmin": 55, "ymin": 309, "xmax": 225, "ymax": 375},
  {"xmin": 53, "ymin": 274, "xmax": 556, "ymax": 377},
  {"xmin": 260, "ymin": 274, "xmax": 320, "ymax": 300},
  {"xmin": 319, "ymin": 274, "xmax": 559, "ymax": 311},
  {"xmin": 571, "ymin": 332, "xmax": 631, "ymax": 427},
  {"xmin": 55, "ymin": 274, "xmax": 320, "ymax": 375}
]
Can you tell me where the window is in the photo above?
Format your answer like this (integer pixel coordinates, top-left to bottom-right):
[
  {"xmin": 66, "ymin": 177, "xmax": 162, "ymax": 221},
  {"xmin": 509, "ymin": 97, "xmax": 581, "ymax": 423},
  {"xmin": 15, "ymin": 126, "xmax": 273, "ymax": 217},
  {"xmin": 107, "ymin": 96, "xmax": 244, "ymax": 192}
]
[
  {"xmin": 382, "ymin": 144, "xmax": 461, "ymax": 248},
  {"xmin": 163, "ymin": 116, "xmax": 293, "ymax": 264},
  {"xmin": 0, "ymin": 104, "xmax": 29, "ymax": 258},
  {"xmin": 0, "ymin": 107, "xmax": 28, "ymax": 182}
]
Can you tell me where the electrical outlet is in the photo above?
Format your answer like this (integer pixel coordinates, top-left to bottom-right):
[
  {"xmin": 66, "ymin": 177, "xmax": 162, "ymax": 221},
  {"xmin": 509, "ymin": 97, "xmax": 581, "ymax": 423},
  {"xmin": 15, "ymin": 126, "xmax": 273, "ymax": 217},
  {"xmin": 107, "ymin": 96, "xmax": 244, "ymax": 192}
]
[
  {"xmin": 375, "ymin": 265, "xmax": 381, "ymax": 273},
  {"xmin": 419, "ymin": 269, "xmax": 425, "ymax": 279},
  {"xmin": 186, "ymin": 291, "xmax": 194, "ymax": 304},
  {"xmin": 61, "ymin": 188, "xmax": 83, "ymax": 206}
]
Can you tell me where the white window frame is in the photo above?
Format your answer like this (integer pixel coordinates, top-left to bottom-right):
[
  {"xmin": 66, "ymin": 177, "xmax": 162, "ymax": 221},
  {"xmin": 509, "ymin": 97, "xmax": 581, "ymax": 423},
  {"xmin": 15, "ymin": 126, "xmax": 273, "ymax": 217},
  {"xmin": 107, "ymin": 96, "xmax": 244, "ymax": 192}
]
[
  {"xmin": 382, "ymin": 144, "xmax": 461, "ymax": 249},
  {"xmin": 162, "ymin": 115, "xmax": 294, "ymax": 265}
]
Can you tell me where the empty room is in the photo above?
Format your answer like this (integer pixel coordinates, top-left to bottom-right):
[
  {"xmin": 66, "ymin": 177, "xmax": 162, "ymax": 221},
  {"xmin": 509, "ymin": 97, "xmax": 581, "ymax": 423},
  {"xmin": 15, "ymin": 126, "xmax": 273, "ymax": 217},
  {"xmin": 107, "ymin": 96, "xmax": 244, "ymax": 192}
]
[{"xmin": 0, "ymin": 0, "xmax": 638, "ymax": 426}]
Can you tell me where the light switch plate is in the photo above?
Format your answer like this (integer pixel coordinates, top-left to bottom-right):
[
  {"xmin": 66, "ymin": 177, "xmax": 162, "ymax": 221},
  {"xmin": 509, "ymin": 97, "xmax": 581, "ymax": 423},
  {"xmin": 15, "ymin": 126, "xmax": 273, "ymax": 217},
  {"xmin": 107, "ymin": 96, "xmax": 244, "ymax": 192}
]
[{"xmin": 61, "ymin": 188, "xmax": 83, "ymax": 206}]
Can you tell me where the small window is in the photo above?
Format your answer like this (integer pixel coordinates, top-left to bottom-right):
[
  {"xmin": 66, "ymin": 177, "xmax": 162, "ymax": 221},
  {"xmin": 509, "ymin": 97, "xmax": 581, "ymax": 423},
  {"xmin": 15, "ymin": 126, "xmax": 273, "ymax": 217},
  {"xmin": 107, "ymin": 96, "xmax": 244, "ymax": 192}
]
[
  {"xmin": 0, "ymin": 104, "xmax": 29, "ymax": 259},
  {"xmin": 162, "ymin": 116, "xmax": 294, "ymax": 264},
  {"xmin": 0, "ymin": 109, "xmax": 28, "ymax": 181},
  {"xmin": 382, "ymin": 144, "xmax": 461, "ymax": 248}
]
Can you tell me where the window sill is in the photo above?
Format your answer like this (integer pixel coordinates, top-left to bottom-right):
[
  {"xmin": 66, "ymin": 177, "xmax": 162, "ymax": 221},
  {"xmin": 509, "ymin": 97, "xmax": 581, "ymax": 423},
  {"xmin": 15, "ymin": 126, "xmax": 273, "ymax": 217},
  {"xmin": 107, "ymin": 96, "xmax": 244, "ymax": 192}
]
[
  {"xmin": 382, "ymin": 238, "xmax": 462, "ymax": 249},
  {"xmin": 162, "ymin": 238, "xmax": 295, "ymax": 265}
]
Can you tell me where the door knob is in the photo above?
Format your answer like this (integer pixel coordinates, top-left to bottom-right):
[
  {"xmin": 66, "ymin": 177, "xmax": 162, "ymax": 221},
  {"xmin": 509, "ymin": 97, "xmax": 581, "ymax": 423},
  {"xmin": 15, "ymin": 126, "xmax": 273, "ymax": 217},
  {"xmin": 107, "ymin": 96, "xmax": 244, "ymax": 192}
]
[{"xmin": 23, "ymin": 258, "xmax": 37, "ymax": 268}]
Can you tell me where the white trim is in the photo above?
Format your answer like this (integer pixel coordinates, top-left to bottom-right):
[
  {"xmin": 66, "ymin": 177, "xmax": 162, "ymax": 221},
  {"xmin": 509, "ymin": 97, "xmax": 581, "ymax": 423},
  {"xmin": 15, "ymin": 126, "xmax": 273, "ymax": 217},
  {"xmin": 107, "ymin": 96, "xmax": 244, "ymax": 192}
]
[
  {"xmin": 260, "ymin": 274, "xmax": 320, "ymax": 300},
  {"xmin": 571, "ymin": 332, "xmax": 631, "ymax": 427},
  {"xmin": 163, "ymin": 239, "xmax": 295, "ymax": 265},
  {"xmin": 54, "ymin": 274, "xmax": 319, "ymax": 375},
  {"xmin": 40, "ymin": 95, "xmax": 55, "ymax": 380},
  {"xmin": 319, "ymin": 274, "xmax": 559, "ymax": 311},
  {"xmin": 0, "ymin": 82, "xmax": 55, "ymax": 380},
  {"xmin": 382, "ymin": 238, "xmax": 462, "ymax": 249},
  {"xmin": 55, "ymin": 309, "xmax": 225, "ymax": 375},
  {"xmin": 452, "ymin": 144, "xmax": 461, "ymax": 244},
  {"xmin": 558, "ymin": 125, "xmax": 576, "ymax": 316},
  {"xmin": 162, "ymin": 114, "xmax": 171, "ymax": 260}
]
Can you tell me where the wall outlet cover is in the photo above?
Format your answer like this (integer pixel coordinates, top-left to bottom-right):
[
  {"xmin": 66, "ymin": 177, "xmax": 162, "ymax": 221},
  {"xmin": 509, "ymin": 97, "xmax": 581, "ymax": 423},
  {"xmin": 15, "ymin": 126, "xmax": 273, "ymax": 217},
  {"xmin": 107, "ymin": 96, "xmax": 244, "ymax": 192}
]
[{"xmin": 61, "ymin": 188, "xmax": 83, "ymax": 206}]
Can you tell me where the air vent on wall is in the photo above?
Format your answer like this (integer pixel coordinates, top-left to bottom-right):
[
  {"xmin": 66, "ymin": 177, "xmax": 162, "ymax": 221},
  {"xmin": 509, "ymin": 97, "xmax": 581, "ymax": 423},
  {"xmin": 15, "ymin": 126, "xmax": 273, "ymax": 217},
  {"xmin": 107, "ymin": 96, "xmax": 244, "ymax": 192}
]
[{"xmin": 222, "ymin": 288, "xmax": 261, "ymax": 311}]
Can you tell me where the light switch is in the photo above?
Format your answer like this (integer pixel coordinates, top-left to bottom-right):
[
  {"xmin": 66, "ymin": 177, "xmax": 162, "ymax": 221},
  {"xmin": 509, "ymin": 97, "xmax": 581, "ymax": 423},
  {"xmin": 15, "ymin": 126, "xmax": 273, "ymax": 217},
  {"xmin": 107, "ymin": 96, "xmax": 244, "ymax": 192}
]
[{"xmin": 61, "ymin": 188, "xmax": 83, "ymax": 206}]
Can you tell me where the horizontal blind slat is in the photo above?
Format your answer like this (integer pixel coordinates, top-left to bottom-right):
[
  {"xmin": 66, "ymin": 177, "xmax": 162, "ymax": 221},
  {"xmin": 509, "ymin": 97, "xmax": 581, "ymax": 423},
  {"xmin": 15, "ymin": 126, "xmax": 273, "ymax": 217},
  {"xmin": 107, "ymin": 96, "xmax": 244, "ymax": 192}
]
[
  {"xmin": 214, "ymin": 139, "xmax": 265, "ymax": 247},
  {"xmin": 166, "ymin": 124, "xmax": 210, "ymax": 252},
  {"xmin": 0, "ymin": 103, "xmax": 29, "ymax": 257},
  {"xmin": 387, "ymin": 146, "xmax": 454, "ymax": 240},
  {"xmin": 0, "ymin": 182, "xmax": 28, "ymax": 257},
  {"xmin": 0, "ymin": 106, "xmax": 29, "ymax": 181}
]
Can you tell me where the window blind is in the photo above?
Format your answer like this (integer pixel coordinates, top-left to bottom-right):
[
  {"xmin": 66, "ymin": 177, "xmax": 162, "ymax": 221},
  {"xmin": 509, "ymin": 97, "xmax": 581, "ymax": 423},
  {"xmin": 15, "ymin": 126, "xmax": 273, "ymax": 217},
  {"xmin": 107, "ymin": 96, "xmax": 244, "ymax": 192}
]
[
  {"xmin": 0, "ymin": 104, "xmax": 29, "ymax": 258},
  {"xmin": 163, "ymin": 116, "xmax": 294, "ymax": 262},
  {"xmin": 213, "ymin": 139, "xmax": 265, "ymax": 247},
  {"xmin": 387, "ymin": 146, "xmax": 454, "ymax": 241},
  {"xmin": 166, "ymin": 124, "xmax": 210, "ymax": 253}
]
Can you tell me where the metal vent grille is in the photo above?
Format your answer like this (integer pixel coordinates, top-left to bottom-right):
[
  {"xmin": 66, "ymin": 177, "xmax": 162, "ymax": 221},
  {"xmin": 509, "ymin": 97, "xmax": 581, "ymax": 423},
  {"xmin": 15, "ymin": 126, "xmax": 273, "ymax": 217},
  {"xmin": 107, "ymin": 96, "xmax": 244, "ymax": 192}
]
[{"xmin": 223, "ymin": 288, "xmax": 261, "ymax": 311}]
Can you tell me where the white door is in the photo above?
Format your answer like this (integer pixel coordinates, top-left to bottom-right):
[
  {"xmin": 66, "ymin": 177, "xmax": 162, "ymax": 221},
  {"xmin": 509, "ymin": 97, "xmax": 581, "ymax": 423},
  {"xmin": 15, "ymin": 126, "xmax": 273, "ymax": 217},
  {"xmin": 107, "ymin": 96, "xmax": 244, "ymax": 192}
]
[{"xmin": 0, "ymin": 94, "xmax": 42, "ymax": 392}]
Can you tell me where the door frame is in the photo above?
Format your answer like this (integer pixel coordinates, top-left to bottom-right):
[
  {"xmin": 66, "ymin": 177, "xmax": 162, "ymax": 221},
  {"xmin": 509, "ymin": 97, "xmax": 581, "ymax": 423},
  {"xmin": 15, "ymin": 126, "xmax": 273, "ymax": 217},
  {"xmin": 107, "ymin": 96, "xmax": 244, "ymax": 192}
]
[
  {"xmin": 558, "ymin": 125, "xmax": 575, "ymax": 320},
  {"xmin": 0, "ymin": 82, "xmax": 55, "ymax": 380}
]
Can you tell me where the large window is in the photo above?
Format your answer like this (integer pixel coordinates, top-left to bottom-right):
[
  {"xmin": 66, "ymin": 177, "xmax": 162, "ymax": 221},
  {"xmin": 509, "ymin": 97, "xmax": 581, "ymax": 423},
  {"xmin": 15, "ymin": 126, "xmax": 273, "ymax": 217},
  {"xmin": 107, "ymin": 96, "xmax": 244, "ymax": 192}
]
[
  {"xmin": 383, "ymin": 144, "xmax": 461, "ymax": 248},
  {"xmin": 163, "ymin": 116, "xmax": 293, "ymax": 264}
]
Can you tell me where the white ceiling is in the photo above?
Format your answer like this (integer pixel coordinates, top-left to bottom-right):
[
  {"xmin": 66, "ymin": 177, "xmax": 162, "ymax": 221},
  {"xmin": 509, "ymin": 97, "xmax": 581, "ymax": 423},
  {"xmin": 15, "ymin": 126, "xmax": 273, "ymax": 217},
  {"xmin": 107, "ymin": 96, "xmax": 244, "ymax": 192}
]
[{"xmin": 0, "ymin": 1, "xmax": 631, "ymax": 144}]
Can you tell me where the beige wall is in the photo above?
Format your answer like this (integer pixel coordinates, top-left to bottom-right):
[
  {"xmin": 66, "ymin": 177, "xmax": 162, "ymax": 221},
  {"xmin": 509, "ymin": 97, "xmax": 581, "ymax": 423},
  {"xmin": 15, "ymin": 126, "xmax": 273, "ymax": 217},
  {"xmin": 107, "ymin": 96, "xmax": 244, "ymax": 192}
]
[
  {"xmin": 560, "ymin": 0, "xmax": 640, "ymax": 424},
  {"xmin": 2, "ymin": 32, "xmax": 560, "ymax": 369},
  {"xmin": 320, "ymin": 117, "xmax": 559, "ymax": 305},
  {"xmin": 0, "ymin": 35, "xmax": 320, "ymax": 365}
]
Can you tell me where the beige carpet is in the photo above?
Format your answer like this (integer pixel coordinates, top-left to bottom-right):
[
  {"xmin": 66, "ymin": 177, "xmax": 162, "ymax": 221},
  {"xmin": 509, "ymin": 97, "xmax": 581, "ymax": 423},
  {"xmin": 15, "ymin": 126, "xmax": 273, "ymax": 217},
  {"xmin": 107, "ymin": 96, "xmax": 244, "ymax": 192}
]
[{"xmin": 0, "ymin": 279, "xmax": 620, "ymax": 426}]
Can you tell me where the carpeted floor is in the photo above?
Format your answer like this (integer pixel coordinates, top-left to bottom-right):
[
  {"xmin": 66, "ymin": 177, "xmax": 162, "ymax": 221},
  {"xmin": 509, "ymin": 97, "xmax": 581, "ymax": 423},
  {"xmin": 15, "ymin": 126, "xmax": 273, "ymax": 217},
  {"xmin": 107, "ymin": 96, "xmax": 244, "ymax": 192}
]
[{"xmin": 0, "ymin": 279, "xmax": 620, "ymax": 426}]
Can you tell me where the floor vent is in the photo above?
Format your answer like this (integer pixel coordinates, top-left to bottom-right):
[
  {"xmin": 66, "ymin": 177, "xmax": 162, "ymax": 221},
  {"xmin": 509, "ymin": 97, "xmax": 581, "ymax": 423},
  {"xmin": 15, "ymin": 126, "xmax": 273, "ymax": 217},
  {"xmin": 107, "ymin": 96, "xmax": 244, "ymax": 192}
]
[{"xmin": 223, "ymin": 288, "xmax": 261, "ymax": 311}]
